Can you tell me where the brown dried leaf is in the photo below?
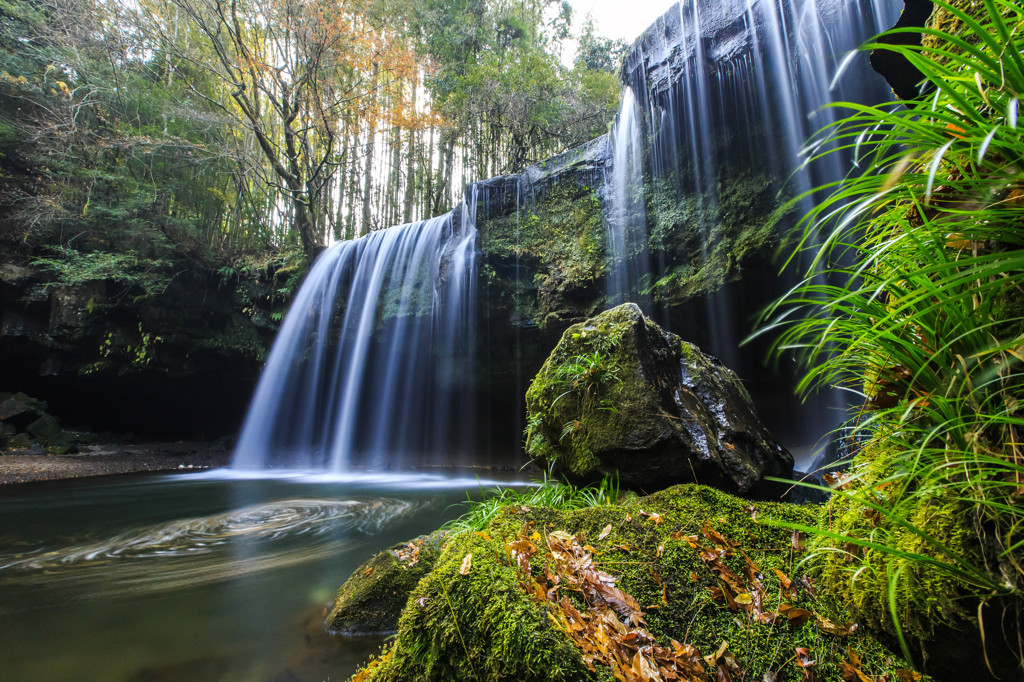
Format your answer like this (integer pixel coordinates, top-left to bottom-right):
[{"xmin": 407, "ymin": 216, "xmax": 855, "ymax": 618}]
[
  {"xmin": 815, "ymin": 614, "xmax": 858, "ymax": 636},
  {"xmin": 773, "ymin": 568, "xmax": 793, "ymax": 589},
  {"xmin": 791, "ymin": 531, "xmax": 806, "ymax": 552},
  {"xmin": 598, "ymin": 524, "xmax": 613, "ymax": 541},
  {"xmin": 475, "ymin": 531, "xmax": 491, "ymax": 541},
  {"xmin": 896, "ymin": 671, "xmax": 923, "ymax": 681},
  {"xmin": 458, "ymin": 552, "xmax": 472, "ymax": 575},
  {"xmin": 841, "ymin": 660, "xmax": 872, "ymax": 682},
  {"xmin": 786, "ymin": 608, "xmax": 813, "ymax": 627}
]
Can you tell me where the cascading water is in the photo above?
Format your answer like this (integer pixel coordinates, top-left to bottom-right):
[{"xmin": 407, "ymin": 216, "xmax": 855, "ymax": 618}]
[
  {"xmin": 232, "ymin": 191, "xmax": 478, "ymax": 471},
  {"xmin": 606, "ymin": 86, "xmax": 650, "ymax": 308},
  {"xmin": 613, "ymin": 0, "xmax": 900, "ymax": 462}
]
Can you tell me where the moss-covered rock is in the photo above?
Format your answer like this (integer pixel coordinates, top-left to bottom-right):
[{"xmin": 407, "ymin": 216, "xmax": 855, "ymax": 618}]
[
  {"xmin": 524, "ymin": 303, "xmax": 793, "ymax": 495},
  {"xmin": 327, "ymin": 532, "xmax": 448, "ymax": 634},
  {"xmin": 813, "ymin": 437, "xmax": 1023, "ymax": 681},
  {"xmin": 351, "ymin": 484, "xmax": 918, "ymax": 681}
]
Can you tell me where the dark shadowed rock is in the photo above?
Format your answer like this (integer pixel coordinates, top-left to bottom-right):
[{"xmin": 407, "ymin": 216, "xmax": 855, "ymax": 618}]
[
  {"xmin": 525, "ymin": 303, "xmax": 792, "ymax": 496},
  {"xmin": 0, "ymin": 392, "xmax": 48, "ymax": 429},
  {"xmin": 326, "ymin": 532, "xmax": 448, "ymax": 635}
]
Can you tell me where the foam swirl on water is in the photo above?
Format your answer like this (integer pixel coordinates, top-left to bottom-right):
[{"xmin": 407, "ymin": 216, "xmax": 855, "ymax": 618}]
[{"xmin": 0, "ymin": 498, "xmax": 411, "ymax": 594}]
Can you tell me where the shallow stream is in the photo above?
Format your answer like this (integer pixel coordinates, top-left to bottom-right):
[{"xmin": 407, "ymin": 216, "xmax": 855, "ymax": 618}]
[{"xmin": 0, "ymin": 469, "xmax": 528, "ymax": 681}]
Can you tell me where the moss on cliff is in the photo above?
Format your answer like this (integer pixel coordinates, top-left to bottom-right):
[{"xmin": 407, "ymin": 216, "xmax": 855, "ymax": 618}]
[
  {"xmin": 644, "ymin": 165, "xmax": 785, "ymax": 305},
  {"xmin": 351, "ymin": 484, "xmax": 917, "ymax": 681},
  {"xmin": 480, "ymin": 181, "xmax": 607, "ymax": 329}
]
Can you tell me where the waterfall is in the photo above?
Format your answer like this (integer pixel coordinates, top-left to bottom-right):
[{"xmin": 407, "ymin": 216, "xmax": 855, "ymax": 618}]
[
  {"xmin": 606, "ymin": 86, "xmax": 650, "ymax": 307},
  {"xmin": 612, "ymin": 0, "xmax": 900, "ymax": 461},
  {"xmin": 232, "ymin": 191, "xmax": 478, "ymax": 471}
]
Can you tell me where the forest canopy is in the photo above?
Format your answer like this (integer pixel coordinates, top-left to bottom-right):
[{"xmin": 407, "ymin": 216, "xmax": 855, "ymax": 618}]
[{"xmin": 0, "ymin": 0, "xmax": 624, "ymax": 262}]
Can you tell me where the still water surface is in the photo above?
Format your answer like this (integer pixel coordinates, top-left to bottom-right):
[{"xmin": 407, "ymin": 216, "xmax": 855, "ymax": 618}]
[{"xmin": 0, "ymin": 469, "xmax": 527, "ymax": 681}]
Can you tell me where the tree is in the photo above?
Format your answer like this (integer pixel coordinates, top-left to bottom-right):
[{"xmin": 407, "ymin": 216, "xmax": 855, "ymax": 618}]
[{"xmin": 141, "ymin": 0, "xmax": 424, "ymax": 257}]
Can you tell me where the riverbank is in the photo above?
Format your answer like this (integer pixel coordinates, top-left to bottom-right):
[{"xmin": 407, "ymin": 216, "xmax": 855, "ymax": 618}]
[{"xmin": 0, "ymin": 441, "xmax": 231, "ymax": 484}]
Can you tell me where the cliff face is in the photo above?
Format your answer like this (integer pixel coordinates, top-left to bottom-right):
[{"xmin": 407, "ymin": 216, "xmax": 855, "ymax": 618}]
[{"xmin": 0, "ymin": 249, "xmax": 288, "ymax": 438}]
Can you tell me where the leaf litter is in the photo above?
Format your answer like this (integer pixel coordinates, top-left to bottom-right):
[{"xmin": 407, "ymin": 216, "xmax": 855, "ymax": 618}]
[{"xmin": 499, "ymin": 520, "xmax": 921, "ymax": 682}]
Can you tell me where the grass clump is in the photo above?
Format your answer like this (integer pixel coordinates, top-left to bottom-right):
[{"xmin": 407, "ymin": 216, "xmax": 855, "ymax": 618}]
[
  {"xmin": 442, "ymin": 475, "xmax": 622, "ymax": 534},
  {"xmin": 756, "ymin": 0, "xmax": 1024, "ymax": 664}
]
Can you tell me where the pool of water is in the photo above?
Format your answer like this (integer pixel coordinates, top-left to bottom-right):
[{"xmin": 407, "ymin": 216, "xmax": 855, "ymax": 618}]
[{"xmin": 0, "ymin": 469, "xmax": 529, "ymax": 681}]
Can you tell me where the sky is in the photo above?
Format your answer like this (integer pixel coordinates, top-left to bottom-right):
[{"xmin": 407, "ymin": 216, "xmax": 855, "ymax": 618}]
[{"xmin": 562, "ymin": 0, "xmax": 670, "ymax": 66}]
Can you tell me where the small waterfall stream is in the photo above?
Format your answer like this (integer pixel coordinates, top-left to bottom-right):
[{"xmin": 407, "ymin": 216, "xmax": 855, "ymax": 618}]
[
  {"xmin": 605, "ymin": 86, "xmax": 650, "ymax": 308},
  {"xmin": 233, "ymin": 192, "xmax": 478, "ymax": 471}
]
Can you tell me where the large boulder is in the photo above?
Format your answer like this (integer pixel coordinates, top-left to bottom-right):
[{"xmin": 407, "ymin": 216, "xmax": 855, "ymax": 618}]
[{"xmin": 524, "ymin": 303, "xmax": 792, "ymax": 495}]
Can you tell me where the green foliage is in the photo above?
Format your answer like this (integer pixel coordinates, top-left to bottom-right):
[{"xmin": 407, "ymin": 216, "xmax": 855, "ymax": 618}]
[
  {"xmin": 442, "ymin": 475, "xmax": 621, "ymax": 534},
  {"xmin": 32, "ymin": 246, "xmax": 173, "ymax": 297},
  {"xmin": 411, "ymin": 0, "xmax": 622, "ymax": 175},
  {"xmin": 757, "ymin": 0, "xmax": 1024, "ymax": 656}
]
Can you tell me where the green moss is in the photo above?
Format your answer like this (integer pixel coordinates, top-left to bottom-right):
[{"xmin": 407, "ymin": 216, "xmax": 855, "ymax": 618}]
[
  {"xmin": 524, "ymin": 304, "xmax": 651, "ymax": 477},
  {"xmin": 812, "ymin": 437, "xmax": 979, "ymax": 640},
  {"xmin": 479, "ymin": 181, "xmax": 606, "ymax": 327},
  {"xmin": 353, "ymin": 484, "xmax": 917, "ymax": 681},
  {"xmin": 355, "ymin": 530, "xmax": 592, "ymax": 681},
  {"xmin": 644, "ymin": 166, "xmax": 788, "ymax": 305},
  {"xmin": 327, "ymin": 533, "xmax": 448, "ymax": 634}
]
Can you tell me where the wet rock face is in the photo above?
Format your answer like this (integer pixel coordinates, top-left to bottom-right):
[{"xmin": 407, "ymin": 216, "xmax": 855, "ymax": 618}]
[
  {"xmin": 869, "ymin": 0, "xmax": 935, "ymax": 99},
  {"xmin": 621, "ymin": 0, "xmax": 851, "ymax": 93},
  {"xmin": 525, "ymin": 303, "xmax": 792, "ymax": 496},
  {"xmin": 0, "ymin": 250, "xmax": 272, "ymax": 439}
]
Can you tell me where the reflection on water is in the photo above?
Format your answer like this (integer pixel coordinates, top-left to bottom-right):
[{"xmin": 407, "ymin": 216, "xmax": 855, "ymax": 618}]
[{"xmin": 0, "ymin": 470, "xmax": 529, "ymax": 682}]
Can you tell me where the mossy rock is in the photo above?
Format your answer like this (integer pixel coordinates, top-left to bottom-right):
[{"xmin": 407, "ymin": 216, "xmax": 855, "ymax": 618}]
[
  {"xmin": 524, "ymin": 303, "xmax": 793, "ymax": 495},
  {"xmin": 327, "ymin": 532, "xmax": 449, "ymax": 634},
  {"xmin": 812, "ymin": 436, "xmax": 1023, "ymax": 681},
  {"xmin": 0, "ymin": 392, "xmax": 48, "ymax": 429},
  {"xmin": 351, "ymin": 484, "xmax": 918, "ymax": 681}
]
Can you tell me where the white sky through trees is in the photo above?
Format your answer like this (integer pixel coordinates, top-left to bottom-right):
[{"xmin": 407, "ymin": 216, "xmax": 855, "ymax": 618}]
[{"xmin": 565, "ymin": 0, "xmax": 668, "ymax": 65}]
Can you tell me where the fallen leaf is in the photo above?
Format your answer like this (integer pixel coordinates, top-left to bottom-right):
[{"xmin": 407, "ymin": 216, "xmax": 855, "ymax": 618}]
[
  {"xmin": 841, "ymin": 660, "xmax": 872, "ymax": 682},
  {"xmin": 816, "ymin": 614, "xmax": 857, "ymax": 636},
  {"xmin": 791, "ymin": 531, "xmax": 806, "ymax": 552},
  {"xmin": 458, "ymin": 553, "xmax": 472, "ymax": 575},
  {"xmin": 773, "ymin": 568, "xmax": 793, "ymax": 589},
  {"xmin": 786, "ymin": 608, "xmax": 813, "ymax": 627},
  {"xmin": 704, "ymin": 640, "xmax": 729, "ymax": 667},
  {"xmin": 548, "ymin": 530, "xmax": 574, "ymax": 543},
  {"xmin": 475, "ymin": 531, "xmax": 491, "ymax": 541},
  {"xmin": 896, "ymin": 671, "xmax": 923, "ymax": 682},
  {"xmin": 735, "ymin": 593, "xmax": 753, "ymax": 605},
  {"xmin": 598, "ymin": 524, "xmax": 613, "ymax": 541}
]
